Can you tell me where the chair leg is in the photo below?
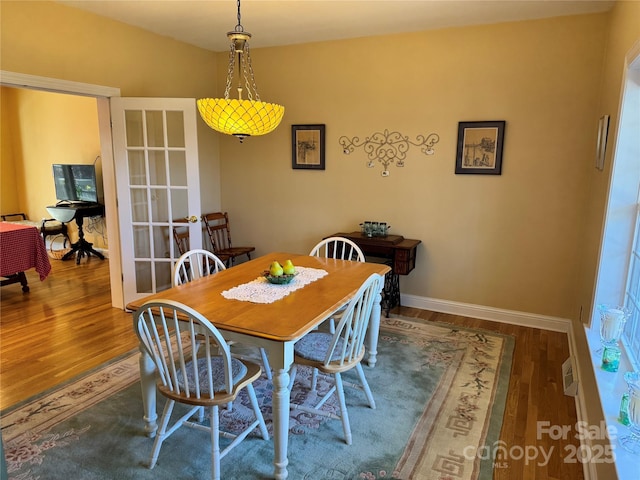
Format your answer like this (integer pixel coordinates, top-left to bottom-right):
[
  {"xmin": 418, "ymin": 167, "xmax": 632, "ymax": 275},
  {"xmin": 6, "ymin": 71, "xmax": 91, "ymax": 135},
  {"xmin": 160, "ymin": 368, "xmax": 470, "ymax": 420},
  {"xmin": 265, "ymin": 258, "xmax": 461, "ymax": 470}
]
[
  {"xmin": 333, "ymin": 373, "xmax": 352, "ymax": 445},
  {"xmin": 149, "ymin": 399, "xmax": 176, "ymax": 468},
  {"xmin": 196, "ymin": 406, "xmax": 205, "ymax": 422},
  {"xmin": 355, "ymin": 363, "xmax": 376, "ymax": 409},
  {"xmin": 246, "ymin": 383, "xmax": 269, "ymax": 440},
  {"xmin": 260, "ymin": 348, "xmax": 272, "ymax": 380},
  {"xmin": 210, "ymin": 405, "xmax": 220, "ymax": 480},
  {"xmin": 288, "ymin": 364, "xmax": 298, "ymax": 391},
  {"xmin": 310, "ymin": 368, "xmax": 319, "ymax": 391}
]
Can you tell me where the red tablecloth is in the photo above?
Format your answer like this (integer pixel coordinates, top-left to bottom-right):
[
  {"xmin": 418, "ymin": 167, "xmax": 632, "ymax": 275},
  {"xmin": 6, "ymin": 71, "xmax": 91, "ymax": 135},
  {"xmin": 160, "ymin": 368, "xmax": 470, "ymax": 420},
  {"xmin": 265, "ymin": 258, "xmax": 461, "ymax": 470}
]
[{"xmin": 0, "ymin": 223, "xmax": 51, "ymax": 281}]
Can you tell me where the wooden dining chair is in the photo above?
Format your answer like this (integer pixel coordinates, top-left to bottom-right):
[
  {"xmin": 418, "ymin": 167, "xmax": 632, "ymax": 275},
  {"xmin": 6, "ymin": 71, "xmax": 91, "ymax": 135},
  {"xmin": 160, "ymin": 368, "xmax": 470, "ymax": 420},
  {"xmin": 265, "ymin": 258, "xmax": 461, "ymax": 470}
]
[
  {"xmin": 1, "ymin": 213, "xmax": 28, "ymax": 222},
  {"xmin": 133, "ymin": 299, "xmax": 269, "ymax": 480},
  {"xmin": 288, "ymin": 273, "xmax": 384, "ymax": 445},
  {"xmin": 172, "ymin": 220, "xmax": 190, "ymax": 256},
  {"xmin": 202, "ymin": 212, "xmax": 255, "ymax": 266},
  {"xmin": 40, "ymin": 218, "xmax": 70, "ymax": 248},
  {"xmin": 1, "ymin": 213, "xmax": 70, "ymax": 247},
  {"xmin": 172, "ymin": 249, "xmax": 272, "ymax": 381}
]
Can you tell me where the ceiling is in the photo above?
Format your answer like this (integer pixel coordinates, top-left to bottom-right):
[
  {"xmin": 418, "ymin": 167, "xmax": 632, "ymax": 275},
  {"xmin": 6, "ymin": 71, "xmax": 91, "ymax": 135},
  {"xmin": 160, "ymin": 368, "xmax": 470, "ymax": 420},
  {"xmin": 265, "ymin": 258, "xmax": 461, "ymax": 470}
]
[{"xmin": 56, "ymin": 0, "xmax": 615, "ymax": 53}]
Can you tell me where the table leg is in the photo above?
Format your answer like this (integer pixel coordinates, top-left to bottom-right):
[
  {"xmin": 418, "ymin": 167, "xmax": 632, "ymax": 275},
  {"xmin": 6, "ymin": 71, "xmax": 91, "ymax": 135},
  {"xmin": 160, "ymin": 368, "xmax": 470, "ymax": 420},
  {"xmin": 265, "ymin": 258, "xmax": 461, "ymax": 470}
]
[
  {"xmin": 271, "ymin": 367, "xmax": 291, "ymax": 479},
  {"xmin": 256, "ymin": 340, "xmax": 294, "ymax": 480},
  {"xmin": 138, "ymin": 344, "xmax": 158, "ymax": 437},
  {"xmin": 366, "ymin": 289, "xmax": 383, "ymax": 368}
]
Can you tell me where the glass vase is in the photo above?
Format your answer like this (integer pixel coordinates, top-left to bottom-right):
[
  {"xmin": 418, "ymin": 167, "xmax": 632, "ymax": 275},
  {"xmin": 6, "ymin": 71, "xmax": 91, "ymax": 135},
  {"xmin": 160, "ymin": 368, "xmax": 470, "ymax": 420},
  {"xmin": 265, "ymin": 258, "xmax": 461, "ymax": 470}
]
[
  {"xmin": 602, "ymin": 345, "xmax": 622, "ymax": 372},
  {"xmin": 596, "ymin": 304, "xmax": 630, "ymax": 354},
  {"xmin": 620, "ymin": 372, "xmax": 640, "ymax": 455}
]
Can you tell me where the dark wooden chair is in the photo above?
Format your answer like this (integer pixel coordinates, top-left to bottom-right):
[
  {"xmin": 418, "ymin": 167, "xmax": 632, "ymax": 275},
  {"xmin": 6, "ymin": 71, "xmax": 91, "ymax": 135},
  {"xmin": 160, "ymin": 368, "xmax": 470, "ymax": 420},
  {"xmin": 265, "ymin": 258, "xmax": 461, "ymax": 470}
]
[
  {"xmin": 1, "ymin": 212, "xmax": 70, "ymax": 247},
  {"xmin": 41, "ymin": 218, "xmax": 70, "ymax": 248},
  {"xmin": 1, "ymin": 213, "xmax": 27, "ymax": 222},
  {"xmin": 202, "ymin": 212, "xmax": 255, "ymax": 266},
  {"xmin": 172, "ymin": 220, "xmax": 191, "ymax": 256}
]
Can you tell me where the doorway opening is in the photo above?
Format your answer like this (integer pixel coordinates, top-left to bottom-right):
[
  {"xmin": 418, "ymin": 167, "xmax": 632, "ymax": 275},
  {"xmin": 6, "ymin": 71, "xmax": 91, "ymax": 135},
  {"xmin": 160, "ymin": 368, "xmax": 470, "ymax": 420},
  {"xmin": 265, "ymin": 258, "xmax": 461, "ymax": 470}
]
[{"xmin": 0, "ymin": 70, "xmax": 124, "ymax": 308}]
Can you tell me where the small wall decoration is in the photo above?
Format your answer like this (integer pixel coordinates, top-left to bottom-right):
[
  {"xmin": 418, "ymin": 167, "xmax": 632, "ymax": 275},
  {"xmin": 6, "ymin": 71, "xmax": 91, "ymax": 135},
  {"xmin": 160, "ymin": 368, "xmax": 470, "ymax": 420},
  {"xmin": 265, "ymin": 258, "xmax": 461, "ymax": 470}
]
[
  {"xmin": 339, "ymin": 129, "xmax": 439, "ymax": 177},
  {"xmin": 292, "ymin": 124, "xmax": 325, "ymax": 170},
  {"xmin": 595, "ymin": 115, "xmax": 610, "ymax": 171},
  {"xmin": 455, "ymin": 121, "xmax": 505, "ymax": 175}
]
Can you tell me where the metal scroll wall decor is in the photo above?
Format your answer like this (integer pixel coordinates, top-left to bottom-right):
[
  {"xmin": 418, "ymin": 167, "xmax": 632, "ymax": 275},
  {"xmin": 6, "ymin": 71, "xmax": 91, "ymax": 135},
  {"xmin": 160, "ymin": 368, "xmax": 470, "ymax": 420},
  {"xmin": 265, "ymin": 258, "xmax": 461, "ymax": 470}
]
[{"xmin": 339, "ymin": 129, "xmax": 439, "ymax": 176}]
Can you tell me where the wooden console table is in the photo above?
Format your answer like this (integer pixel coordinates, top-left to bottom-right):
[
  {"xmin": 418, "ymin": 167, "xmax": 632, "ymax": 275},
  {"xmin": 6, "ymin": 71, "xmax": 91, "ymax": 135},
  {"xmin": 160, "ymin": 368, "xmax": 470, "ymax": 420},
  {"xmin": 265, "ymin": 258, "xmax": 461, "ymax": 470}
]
[
  {"xmin": 46, "ymin": 203, "xmax": 105, "ymax": 264},
  {"xmin": 327, "ymin": 231, "xmax": 421, "ymax": 316}
]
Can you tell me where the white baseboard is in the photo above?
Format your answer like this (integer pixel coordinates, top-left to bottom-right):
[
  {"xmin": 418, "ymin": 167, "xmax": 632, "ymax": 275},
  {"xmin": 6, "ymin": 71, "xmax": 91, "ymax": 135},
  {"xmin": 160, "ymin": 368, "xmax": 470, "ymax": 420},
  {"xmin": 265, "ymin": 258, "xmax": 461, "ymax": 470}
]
[{"xmin": 400, "ymin": 293, "xmax": 571, "ymax": 332}]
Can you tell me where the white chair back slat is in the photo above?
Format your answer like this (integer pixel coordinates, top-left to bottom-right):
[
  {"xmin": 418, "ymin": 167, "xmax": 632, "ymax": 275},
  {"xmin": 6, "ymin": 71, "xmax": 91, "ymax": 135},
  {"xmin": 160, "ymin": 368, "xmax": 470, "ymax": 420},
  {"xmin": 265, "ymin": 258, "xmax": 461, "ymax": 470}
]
[
  {"xmin": 309, "ymin": 236, "xmax": 365, "ymax": 262},
  {"xmin": 147, "ymin": 307, "xmax": 176, "ymax": 391},
  {"xmin": 173, "ymin": 249, "xmax": 226, "ymax": 286},
  {"xmin": 133, "ymin": 300, "xmax": 269, "ymax": 478},
  {"xmin": 133, "ymin": 299, "xmax": 233, "ymax": 401},
  {"xmin": 323, "ymin": 273, "xmax": 383, "ymax": 367}
]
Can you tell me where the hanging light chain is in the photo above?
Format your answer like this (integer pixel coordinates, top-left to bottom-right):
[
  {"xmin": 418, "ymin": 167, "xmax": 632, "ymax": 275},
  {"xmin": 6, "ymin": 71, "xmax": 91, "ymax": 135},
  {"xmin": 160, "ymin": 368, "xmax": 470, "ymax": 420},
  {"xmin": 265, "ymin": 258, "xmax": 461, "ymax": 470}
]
[
  {"xmin": 235, "ymin": 0, "xmax": 243, "ymax": 31},
  {"xmin": 223, "ymin": 43, "xmax": 237, "ymax": 99},
  {"xmin": 241, "ymin": 43, "xmax": 261, "ymax": 102}
]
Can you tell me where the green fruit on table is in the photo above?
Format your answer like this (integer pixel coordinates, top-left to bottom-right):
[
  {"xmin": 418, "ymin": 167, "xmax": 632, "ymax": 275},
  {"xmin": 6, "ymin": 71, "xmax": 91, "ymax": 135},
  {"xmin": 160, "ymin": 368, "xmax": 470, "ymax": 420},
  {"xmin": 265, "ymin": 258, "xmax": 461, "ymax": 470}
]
[
  {"xmin": 283, "ymin": 259, "xmax": 295, "ymax": 275},
  {"xmin": 269, "ymin": 261, "xmax": 284, "ymax": 277}
]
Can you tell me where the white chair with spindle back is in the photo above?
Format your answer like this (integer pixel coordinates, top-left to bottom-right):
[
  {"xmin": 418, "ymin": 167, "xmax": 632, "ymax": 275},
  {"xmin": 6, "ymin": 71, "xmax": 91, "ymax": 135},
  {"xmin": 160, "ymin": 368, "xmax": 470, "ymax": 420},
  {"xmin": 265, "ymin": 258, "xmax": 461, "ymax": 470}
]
[
  {"xmin": 288, "ymin": 273, "xmax": 383, "ymax": 445},
  {"xmin": 133, "ymin": 299, "xmax": 269, "ymax": 480},
  {"xmin": 173, "ymin": 249, "xmax": 272, "ymax": 381},
  {"xmin": 308, "ymin": 236, "xmax": 366, "ymax": 389}
]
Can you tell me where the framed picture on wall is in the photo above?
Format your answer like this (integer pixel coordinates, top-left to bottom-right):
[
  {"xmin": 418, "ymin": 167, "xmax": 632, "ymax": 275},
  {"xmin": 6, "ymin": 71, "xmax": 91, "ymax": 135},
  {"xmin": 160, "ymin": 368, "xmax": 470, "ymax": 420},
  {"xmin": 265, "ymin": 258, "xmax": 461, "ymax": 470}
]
[
  {"xmin": 455, "ymin": 120, "xmax": 506, "ymax": 175},
  {"xmin": 292, "ymin": 124, "xmax": 325, "ymax": 170}
]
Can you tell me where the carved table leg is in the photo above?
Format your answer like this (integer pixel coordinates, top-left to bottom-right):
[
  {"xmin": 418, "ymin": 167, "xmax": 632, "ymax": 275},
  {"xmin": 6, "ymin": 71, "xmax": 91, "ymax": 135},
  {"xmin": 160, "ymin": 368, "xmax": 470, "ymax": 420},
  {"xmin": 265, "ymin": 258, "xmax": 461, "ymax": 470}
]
[
  {"xmin": 366, "ymin": 289, "xmax": 383, "ymax": 368},
  {"xmin": 271, "ymin": 367, "xmax": 291, "ymax": 479}
]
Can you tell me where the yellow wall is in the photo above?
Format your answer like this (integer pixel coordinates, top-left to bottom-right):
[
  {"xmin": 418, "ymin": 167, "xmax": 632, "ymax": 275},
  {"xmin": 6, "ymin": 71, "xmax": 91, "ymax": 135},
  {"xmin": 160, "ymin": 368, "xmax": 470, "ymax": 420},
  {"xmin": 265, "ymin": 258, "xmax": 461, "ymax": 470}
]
[
  {"xmin": 0, "ymin": 88, "xmax": 19, "ymax": 214},
  {"xmin": 220, "ymin": 13, "xmax": 610, "ymax": 320},
  {"xmin": 0, "ymin": 0, "xmax": 222, "ymax": 213},
  {"xmin": 2, "ymin": 0, "xmax": 638, "ymax": 323},
  {"xmin": 0, "ymin": 87, "xmax": 106, "ymax": 247},
  {"xmin": 578, "ymin": 0, "xmax": 640, "ymax": 322}
]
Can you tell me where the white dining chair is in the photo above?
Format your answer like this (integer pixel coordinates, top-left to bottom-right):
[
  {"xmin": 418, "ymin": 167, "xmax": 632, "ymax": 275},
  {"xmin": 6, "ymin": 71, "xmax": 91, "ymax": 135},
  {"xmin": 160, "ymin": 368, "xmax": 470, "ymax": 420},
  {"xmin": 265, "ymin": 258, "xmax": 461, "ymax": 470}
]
[
  {"xmin": 309, "ymin": 236, "xmax": 365, "ymax": 263},
  {"xmin": 309, "ymin": 237, "xmax": 366, "ymax": 333},
  {"xmin": 133, "ymin": 299, "xmax": 269, "ymax": 480},
  {"xmin": 173, "ymin": 248, "xmax": 227, "ymax": 286},
  {"xmin": 309, "ymin": 237, "xmax": 366, "ymax": 389},
  {"xmin": 173, "ymin": 249, "xmax": 272, "ymax": 381},
  {"xmin": 288, "ymin": 273, "xmax": 383, "ymax": 445}
]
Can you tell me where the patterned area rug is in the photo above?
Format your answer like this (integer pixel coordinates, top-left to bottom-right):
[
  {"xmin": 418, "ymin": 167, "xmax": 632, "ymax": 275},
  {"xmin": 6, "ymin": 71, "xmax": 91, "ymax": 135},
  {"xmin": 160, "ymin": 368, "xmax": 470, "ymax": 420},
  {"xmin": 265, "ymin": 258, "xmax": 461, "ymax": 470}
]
[{"xmin": 1, "ymin": 316, "xmax": 513, "ymax": 480}]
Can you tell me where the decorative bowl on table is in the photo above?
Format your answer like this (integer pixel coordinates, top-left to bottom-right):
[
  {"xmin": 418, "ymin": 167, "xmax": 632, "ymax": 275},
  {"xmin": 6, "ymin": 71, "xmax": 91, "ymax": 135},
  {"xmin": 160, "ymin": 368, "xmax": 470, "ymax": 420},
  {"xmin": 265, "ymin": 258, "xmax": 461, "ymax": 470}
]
[{"xmin": 263, "ymin": 271, "xmax": 298, "ymax": 284}]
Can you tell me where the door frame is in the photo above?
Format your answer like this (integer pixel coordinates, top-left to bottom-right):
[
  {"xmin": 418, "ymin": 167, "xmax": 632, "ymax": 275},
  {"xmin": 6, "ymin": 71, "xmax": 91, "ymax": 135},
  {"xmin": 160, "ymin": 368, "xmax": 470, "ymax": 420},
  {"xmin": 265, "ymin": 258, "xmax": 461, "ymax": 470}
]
[{"xmin": 0, "ymin": 70, "xmax": 125, "ymax": 308}]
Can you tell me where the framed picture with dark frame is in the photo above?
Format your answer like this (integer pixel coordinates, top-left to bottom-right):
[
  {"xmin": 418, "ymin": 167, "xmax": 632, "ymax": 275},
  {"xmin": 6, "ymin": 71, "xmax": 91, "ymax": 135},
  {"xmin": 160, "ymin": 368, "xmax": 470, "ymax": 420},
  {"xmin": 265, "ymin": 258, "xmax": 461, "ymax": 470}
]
[
  {"xmin": 292, "ymin": 124, "xmax": 325, "ymax": 170},
  {"xmin": 455, "ymin": 120, "xmax": 506, "ymax": 175}
]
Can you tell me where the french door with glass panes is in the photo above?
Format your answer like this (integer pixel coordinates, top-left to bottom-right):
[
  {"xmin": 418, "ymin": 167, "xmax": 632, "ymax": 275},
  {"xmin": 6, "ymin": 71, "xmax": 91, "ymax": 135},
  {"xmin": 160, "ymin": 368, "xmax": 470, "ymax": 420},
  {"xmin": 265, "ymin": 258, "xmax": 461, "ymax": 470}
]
[{"xmin": 111, "ymin": 97, "xmax": 202, "ymax": 306}]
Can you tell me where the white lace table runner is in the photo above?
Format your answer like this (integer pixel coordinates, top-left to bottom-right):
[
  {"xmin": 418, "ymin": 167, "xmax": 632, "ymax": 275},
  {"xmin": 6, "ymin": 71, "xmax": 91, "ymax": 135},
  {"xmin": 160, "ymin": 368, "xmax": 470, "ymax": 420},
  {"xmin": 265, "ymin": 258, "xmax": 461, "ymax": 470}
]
[{"xmin": 221, "ymin": 266, "xmax": 328, "ymax": 304}]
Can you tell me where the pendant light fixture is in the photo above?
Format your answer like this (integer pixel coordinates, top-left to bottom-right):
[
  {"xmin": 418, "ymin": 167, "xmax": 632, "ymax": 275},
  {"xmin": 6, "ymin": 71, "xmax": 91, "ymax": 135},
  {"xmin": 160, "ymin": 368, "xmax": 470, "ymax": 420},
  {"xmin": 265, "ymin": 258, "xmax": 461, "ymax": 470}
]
[{"xmin": 197, "ymin": 0, "xmax": 285, "ymax": 143}]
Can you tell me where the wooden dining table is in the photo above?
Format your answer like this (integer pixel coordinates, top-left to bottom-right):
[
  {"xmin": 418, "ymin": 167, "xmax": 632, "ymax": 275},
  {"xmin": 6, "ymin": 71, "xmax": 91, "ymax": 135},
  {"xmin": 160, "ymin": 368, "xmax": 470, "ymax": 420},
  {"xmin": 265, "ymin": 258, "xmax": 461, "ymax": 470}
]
[
  {"xmin": 126, "ymin": 251, "xmax": 390, "ymax": 479},
  {"xmin": 0, "ymin": 222, "xmax": 52, "ymax": 292}
]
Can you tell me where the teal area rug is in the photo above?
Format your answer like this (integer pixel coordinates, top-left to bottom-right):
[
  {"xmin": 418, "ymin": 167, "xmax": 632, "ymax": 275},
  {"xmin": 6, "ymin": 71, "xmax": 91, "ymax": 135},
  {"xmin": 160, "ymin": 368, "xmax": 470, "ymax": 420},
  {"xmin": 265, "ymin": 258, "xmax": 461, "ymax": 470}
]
[{"xmin": 1, "ymin": 316, "xmax": 514, "ymax": 480}]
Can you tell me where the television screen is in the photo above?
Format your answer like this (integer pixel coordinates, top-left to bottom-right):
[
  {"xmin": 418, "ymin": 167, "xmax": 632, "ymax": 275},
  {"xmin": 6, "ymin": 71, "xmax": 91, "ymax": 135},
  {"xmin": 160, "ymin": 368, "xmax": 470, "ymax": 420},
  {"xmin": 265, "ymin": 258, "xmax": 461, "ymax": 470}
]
[{"xmin": 52, "ymin": 164, "xmax": 98, "ymax": 203}]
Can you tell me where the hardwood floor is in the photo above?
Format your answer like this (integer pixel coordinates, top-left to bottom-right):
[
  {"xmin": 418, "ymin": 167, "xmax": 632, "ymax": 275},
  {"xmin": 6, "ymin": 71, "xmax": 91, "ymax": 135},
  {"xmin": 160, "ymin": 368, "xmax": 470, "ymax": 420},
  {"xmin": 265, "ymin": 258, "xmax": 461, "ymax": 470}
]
[
  {"xmin": 0, "ymin": 258, "xmax": 583, "ymax": 479},
  {"xmin": 0, "ymin": 256, "xmax": 137, "ymax": 410},
  {"xmin": 396, "ymin": 306, "xmax": 584, "ymax": 480}
]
